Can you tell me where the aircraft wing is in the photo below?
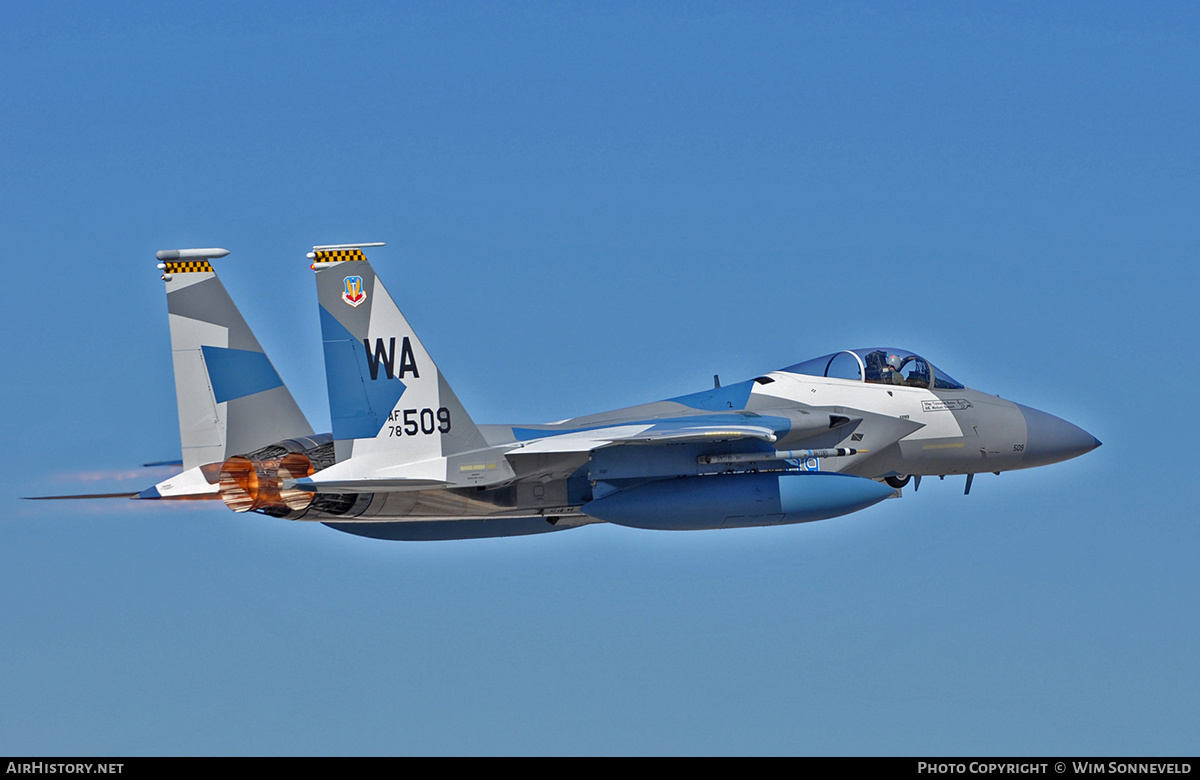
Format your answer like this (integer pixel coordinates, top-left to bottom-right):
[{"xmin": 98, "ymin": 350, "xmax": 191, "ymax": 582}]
[
  {"xmin": 506, "ymin": 419, "xmax": 781, "ymax": 455},
  {"xmin": 291, "ymin": 417, "xmax": 786, "ymax": 493}
]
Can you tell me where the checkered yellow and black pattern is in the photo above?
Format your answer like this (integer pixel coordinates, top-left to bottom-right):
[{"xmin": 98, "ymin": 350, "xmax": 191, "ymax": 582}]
[
  {"xmin": 163, "ymin": 260, "xmax": 213, "ymax": 274},
  {"xmin": 312, "ymin": 249, "xmax": 366, "ymax": 263}
]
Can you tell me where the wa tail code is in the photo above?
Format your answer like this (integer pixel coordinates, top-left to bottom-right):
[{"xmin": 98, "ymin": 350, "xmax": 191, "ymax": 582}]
[{"xmin": 364, "ymin": 337, "xmax": 419, "ymax": 381}]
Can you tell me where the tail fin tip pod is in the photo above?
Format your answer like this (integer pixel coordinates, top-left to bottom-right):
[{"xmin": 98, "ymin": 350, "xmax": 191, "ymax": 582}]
[
  {"xmin": 311, "ymin": 243, "xmax": 499, "ymax": 480},
  {"xmin": 160, "ymin": 247, "xmax": 314, "ymax": 471}
]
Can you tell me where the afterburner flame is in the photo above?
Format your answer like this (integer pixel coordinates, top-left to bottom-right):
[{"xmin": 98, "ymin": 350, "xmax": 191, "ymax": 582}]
[{"xmin": 218, "ymin": 453, "xmax": 314, "ymax": 513}]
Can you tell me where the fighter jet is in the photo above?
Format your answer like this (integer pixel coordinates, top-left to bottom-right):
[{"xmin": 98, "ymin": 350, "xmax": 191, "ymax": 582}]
[{"xmin": 61, "ymin": 244, "xmax": 1100, "ymax": 541}]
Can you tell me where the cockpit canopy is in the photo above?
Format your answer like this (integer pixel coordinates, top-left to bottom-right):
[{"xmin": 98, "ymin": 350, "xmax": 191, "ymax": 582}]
[{"xmin": 783, "ymin": 348, "xmax": 965, "ymax": 390}]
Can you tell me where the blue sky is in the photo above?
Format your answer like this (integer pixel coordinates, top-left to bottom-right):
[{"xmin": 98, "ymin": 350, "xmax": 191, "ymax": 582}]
[{"xmin": 2, "ymin": 1, "xmax": 1197, "ymax": 755}]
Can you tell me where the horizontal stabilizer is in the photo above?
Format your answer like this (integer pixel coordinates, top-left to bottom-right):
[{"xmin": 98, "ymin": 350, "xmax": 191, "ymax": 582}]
[
  {"xmin": 137, "ymin": 465, "xmax": 222, "ymax": 499},
  {"xmin": 290, "ymin": 477, "xmax": 451, "ymax": 493},
  {"xmin": 24, "ymin": 492, "xmax": 141, "ymax": 500},
  {"xmin": 296, "ymin": 448, "xmax": 514, "ymax": 493}
]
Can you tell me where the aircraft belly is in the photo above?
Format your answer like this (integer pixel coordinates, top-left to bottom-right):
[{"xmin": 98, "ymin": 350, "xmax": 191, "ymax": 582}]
[
  {"xmin": 322, "ymin": 517, "xmax": 580, "ymax": 541},
  {"xmin": 334, "ymin": 477, "xmax": 583, "ymax": 522}
]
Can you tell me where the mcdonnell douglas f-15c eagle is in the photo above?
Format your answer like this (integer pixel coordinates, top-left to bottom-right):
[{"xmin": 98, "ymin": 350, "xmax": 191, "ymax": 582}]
[{"xmin": 50, "ymin": 243, "xmax": 1100, "ymax": 541}]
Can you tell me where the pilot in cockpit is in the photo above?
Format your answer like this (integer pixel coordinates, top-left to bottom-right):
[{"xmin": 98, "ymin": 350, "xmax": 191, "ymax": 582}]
[
  {"xmin": 864, "ymin": 350, "xmax": 905, "ymax": 385},
  {"xmin": 881, "ymin": 353, "xmax": 907, "ymax": 385}
]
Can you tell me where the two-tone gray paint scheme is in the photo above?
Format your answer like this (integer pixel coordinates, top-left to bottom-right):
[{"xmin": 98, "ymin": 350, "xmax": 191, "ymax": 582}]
[
  {"xmin": 136, "ymin": 249, "xmax": 316, "ymax": 502},
  {"xmin": 127, "ymin": 246, "xmax": 1099, "ymax": 541}
]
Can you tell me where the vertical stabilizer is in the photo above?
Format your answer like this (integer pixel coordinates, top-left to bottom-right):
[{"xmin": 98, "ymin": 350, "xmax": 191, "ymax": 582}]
[
  {"xmin": 159, "ymin": 248, "xmax": 313, "ymax": 469},
  {"xmin": 311, "ymin": 244, "xmax": 494, "ymax": 475}
]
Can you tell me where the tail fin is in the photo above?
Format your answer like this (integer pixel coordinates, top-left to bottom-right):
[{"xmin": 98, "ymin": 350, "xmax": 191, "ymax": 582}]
[
  {"xmin": 311, "ymin": 244, "xmax": 491, "ymax": 468},
  {"xmin": 160, "ymin": 248, "xmax": 313, "ymax": 470}
]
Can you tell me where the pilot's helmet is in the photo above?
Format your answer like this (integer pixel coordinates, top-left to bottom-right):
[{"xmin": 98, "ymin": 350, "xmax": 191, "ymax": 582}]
[{"xmin": 886, "ymin": 354, "xmax": 903, "ymax": 371}]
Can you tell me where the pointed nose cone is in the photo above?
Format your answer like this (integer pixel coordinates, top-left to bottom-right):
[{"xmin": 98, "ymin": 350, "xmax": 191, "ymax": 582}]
[{"xmin": 1017, "ymin": 404, "xmax": 1101, "ymax": 468}]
